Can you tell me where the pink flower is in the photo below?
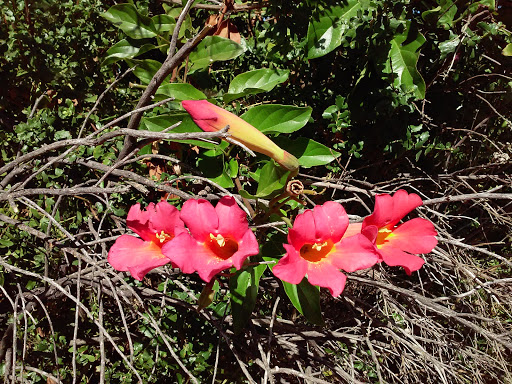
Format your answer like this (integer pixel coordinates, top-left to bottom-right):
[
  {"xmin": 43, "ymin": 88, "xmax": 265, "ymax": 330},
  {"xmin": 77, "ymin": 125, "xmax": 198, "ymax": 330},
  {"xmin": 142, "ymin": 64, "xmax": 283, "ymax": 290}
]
[
  {"xmin": 354, "ymin": 189, "xmax": 438, "ymax": 275},
  {"xmin": 272, "ymin": 202, "xmax": 380, "ymax": 297},
  {"xmin": 108, "ymin": 201, "xmax": 186, "ymax": 281},
  {"xmin": 162, "ymin": 196, "xmax": 259, "ymax": 282}
]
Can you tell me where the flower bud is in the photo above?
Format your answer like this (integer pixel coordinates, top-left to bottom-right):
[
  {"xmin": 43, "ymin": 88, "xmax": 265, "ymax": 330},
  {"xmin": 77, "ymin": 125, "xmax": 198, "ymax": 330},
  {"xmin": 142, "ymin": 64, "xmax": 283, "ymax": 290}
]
[{"xmin": 182, "ymin": 100, "xmax": 299, "ymax": 172}]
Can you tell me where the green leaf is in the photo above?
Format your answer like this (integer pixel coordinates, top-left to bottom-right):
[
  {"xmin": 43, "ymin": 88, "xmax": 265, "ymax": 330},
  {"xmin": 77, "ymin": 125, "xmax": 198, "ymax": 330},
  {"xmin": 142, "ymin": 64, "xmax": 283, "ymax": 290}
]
[
  {"xmin": 306, "ymin": 0, "xmax": 361, "ymax": 59},
  {"xmin": 469, "ymin": 0, "xmax": 495, "ymax": 12},
  {"xmin": 228, "ymin": 158, "xmax": 239, "ymax": 178},
  {"xmin": 188, "ymin": 36, "xmax": 245, "ymax": 73},
  {"xmin": 438, "ymin": 0, "xmax": 457, "ymax": 29},
  {"xmin": 275, "ymin": 137, "xmax": 340, "ymax": 168},
  {"xmin": 241, "ymin": 104, "xmax": 312, "ymax": 134},
  {"xmin": 229, "ymin": 264, "xmax": 267, "ymax": 334},
  {"xmin": 163, "ymin": 5, "xmax": 192, "ymax": 39},
  {"xmin": 422, "ymin": 0, "xmax": 457, "ymax": 29},
  {"xmin": 0, "ymin": 239, "xmax": 14, "ymax": 248},
  {"xmin": 197, "ymin": 154, "xmax": 234, "ymax": 188},
  {"xmin": 438, "ymin": 33, "xmax": 460, "ymax": 60},
  {"xmin": 102, "ymin": 4, "xmax": 157, "ymax": 39},
  {"xmin": 102, "ymin": 39, "xmax": 156, "ymax": 66},
  {"xmin": 141, "ymin": 114, "xmax": 220, "ymax": 149},
  {"xmin": 151, "ymin": 14, "xmax": 176, "ymax": 34},
  {"xmin": 223, "ymin": 68, "xmax": 289, "ymax": 103},
  {"xmin": 282, "ymin": 278, "xmax": 324, "ymax": 325},
  {"xmin": 128, "ymin": 59, "xmax": 166, "ymax": 84},
  {"xmin": 502, "ymin": 43, "xmax": 512, "ymax": 57},
  {"xmin": 255, "ymin": 161, "xmax": 289, "ymax": 198},
  {"xmin": 383, "ymin": 22, "xmax": 426, "ymax": 99},
  {"xmin": 155, "ymin": 83, "xmax": 206, "ymax": 101}
]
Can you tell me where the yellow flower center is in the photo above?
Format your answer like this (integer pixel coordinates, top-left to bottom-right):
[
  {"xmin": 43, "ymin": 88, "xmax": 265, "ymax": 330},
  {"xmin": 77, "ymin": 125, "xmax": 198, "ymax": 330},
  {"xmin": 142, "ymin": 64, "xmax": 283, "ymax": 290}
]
[
  {"xmin": 376, "ymin": 227, "xmax": 394, "ymax": 248},
  {"xmin": 155, "ymin": 231, "xmax": 173, "ymax": 244},
  {"xmin": 300, "ymin": 240, "xmax": 334, "ymax": 263},
  {"xmin": 207, "ymin": 233, "xmax": 239, "ymax": 260}
]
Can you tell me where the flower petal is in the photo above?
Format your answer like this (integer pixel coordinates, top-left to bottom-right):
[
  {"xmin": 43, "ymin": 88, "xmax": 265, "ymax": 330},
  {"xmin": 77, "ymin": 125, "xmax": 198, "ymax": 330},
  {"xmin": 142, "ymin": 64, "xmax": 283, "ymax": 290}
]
[
  {"xmin": 362, "ymin": 194, "xmax": 393, "ymax": 228},
  {"xmin": 361, "ymin": 225, "xmax": 378, "ymax": 244},
  {"xmin": 272, "ymin": 244, "xmax": 308, "ymax": 285},
  {"xmin": 342, "ymin": 222, "xmax": 363, "ymax": 239},
  {"xmin": 313, "ymin": 201, "xmax": 348, "ymax": 243},
  {"xmin": 230, "ymin": 228, "xmax": 260, "ymax": 270},
  {"xmin": 378, "ymin": 246, "xmax": 425, "ymax": 275},
  {"xmin": 332, "ymin": 234, "xmax": 380, "ymax": 272},
  {"xmin": 215, "ymin": 196, "xmax": 250, "ymax": 241},
  {"xmin": 288, "ymin": 210, "xmax": 317, "ymax": 248},
  {"xmin": 161, "ymin": 233, "xmax": 197, "ymax": 274},
  {"xmin": 387, "ymin": 190, "xmax": 423, "ymax": 227},
  {"xmin": 107, "ymin": 235, "xmax": 170, "ymax": 281},
  {"xmin": 180, "ymin": 199, "xmax": 219, "ymax": 241},
  {"xmin": 306, "ymin": 262, "xmax": 347, "ymax": 297},
  {"xmin": 386, "ymin": 218, "xmax": 438, "ymax": 254},
  {"xmin": 149, "ymin": 201, "xmax": 186, "ymax": 236},
  {"xmin": 126, "ymin": 203, "xmax": 155, "ymax": 241},
  {"xmin": 363, "ymin": 190, "xmax": 423, "ymax": 229},
  {"xmin": 194, "ymin": 246, "xmax": 236, "ymax": 283}
]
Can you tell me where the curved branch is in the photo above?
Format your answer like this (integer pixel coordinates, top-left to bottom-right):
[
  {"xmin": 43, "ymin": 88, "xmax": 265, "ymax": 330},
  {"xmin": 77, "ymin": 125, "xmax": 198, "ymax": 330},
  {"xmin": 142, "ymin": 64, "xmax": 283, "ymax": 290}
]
[{"xmin": 118, "ymin": 0, "xmax": 215, "ymax": 159}]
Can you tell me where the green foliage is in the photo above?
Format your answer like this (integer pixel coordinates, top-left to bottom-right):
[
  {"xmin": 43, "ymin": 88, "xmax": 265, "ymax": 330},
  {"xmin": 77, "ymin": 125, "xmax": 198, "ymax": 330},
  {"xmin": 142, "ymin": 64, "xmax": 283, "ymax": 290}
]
[
  {"xmin": 188, "ymin": 36, "xmax": 245, "ymax": 73},
  {"xmin": 223, "ymin": 68, "xmax": 290, "ymax": 102},
  {"xmin": 241, "ymin": 104, "xmax": 312, "ymax": 134},
  {"xmin": 1, "ymin": 0, "xmax": 511, "ymax": 381},
  {"xmin": 306, "ymin": 0, "xmax": 364, "ymax": 59},
  {"xmin": 102, "ymin": 3, "xmax": 159, "ymax": 39},
  {"xmin": 282, "ymin": 278, "xmax": 324, "ymax": 326},
  {"xmin": 383, "ymin": 22, "xmax": 426, "ymax": 99},
  {"xmin": 229, "ymin": 263, "xmax": 267, "ymax": 334}
]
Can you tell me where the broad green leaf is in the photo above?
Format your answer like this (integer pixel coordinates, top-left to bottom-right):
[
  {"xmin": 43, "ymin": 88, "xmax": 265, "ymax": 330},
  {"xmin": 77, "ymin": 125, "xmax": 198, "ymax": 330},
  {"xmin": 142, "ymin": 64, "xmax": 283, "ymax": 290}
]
[
  {"xmin": 155, "ymin": 83, "xmax": 206, "ymax": 101},
  {"xmin": 188, "ymin": 36, "xmax": 245, "ymax": 73},
  {"xmin": 141, "ymin": 114, "xmax": 220, "ymax": 149},
  {"xmin": 163, "ymin": 5, "xmax": 192, "ymax": 39},
  {"xmin": 275, "ymin": 137, "xmax": 340, "ymax": 168},
  {"xmin": 421, "ymin": 5, "xmax": 442, "ymax": 20},
  {"xmin": 282, "ymin": 278, "xmax": 324, "ymax": 325},
  {"xmin": 422, "ymin": 0, "xmax": 456, "ymax": 29},
  {"xmin": 102, "ymin": 39, "xmax": 155, "ymax": 66},
  {"xmin": 306, "ymin": 0, "xmax": 361, "ymax": 59},
  {"xmin": 229, "ymin": 264, "xmax": 267, "ymax": 334},
  {"xmin": 151, "ymin": 14, "xmax": 176, "ymax": 34},
  {"xmin": 228, "ymin": 158, "xmax": 239, "ymax": 178},
  {"xmin": 102, "ymin": 4, "xmax": 157, "ymax": 39},
  {"xmin": 241, "ymin": 104, "xmax": 312, "ymax": 134},
  {"xmin": 438, "ymin": 33, "xmax": 460, "ymax": 60},
  {"xmin": 255, "ymin": 161, "xmax": 289, "ymax": 198},
  {"xmin": 128, "ymin": 59, "xmax": 166, "ymax": 84},
  {"xmin": 383, "ymin": 22, "xmax": 426, "ymax": 99},
  {"xmin": 503, "ymin": 43, "xmax": 512, "ymax": 57},
  {"xmin": 197, "ymin": 155, "xmax": 234, "ymax": 188},
  {"xmin": 223, "ymin": 69, "xmax": 289, "ymax": 103},
  {"xmin": 0, "ymin": 239, "xmax": 14, "ymax": 248},
  {"xmin": 264, "ymin": 257, "xmax": 324, "ymax": 326},
  {"xmin": 469, "ymin": 0, "xmax": 495, "ymax": 12},
  {"xmin": 437, "ymin": 0, "xmax": 457, "ymax": 29}
]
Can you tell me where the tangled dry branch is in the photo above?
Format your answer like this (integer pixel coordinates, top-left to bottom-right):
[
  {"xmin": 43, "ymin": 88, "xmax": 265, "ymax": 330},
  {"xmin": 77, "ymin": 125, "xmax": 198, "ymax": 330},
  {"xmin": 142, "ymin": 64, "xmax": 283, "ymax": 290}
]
[{"xmin": 1, "ymin": 115, "xmax": 511, "ymax": 382}]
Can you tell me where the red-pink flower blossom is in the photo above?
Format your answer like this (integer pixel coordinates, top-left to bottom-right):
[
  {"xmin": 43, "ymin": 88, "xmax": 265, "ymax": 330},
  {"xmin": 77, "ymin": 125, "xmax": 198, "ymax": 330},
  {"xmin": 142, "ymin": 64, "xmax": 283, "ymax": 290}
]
[
  {"xmin": 108, "ymin": 202, "xmax": 186, "ymax": 281},
  {"xmin": 272, "ymin": 202, "xmax": 380, "ymax": 297},
  {"xmin": 162, "ymin": 196, "xmax": 259, "ymax": 282},
  {"xmin": 352, "ymin": 190, "xmax": 438, "ymax": 275}
]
